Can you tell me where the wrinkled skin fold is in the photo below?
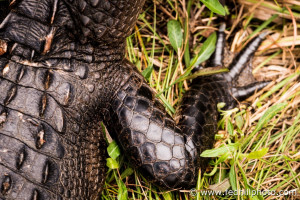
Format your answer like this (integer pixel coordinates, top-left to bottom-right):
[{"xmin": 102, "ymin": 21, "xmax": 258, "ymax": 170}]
[{"xmin": 0, "ymin": 0, "xmax": 268, "ymax": 199}]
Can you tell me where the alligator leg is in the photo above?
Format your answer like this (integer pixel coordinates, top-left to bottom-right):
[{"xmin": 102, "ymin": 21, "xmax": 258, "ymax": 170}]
[
  {"xmin": 0, "ymin": 0, "xmax": 146, "ymax": 199},
  {"xmin": 104, "ymin": 59, "xmax": 232, "ymax": 188},
  {"xmin": 103, "ymin": 28, "xmax": 270, "ymax": 189}
]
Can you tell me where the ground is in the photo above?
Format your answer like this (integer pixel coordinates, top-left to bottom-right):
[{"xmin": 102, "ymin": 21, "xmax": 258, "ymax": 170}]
[{"xmin": 102, "ymin": 0, "xmax": 300, "ymax": 199}]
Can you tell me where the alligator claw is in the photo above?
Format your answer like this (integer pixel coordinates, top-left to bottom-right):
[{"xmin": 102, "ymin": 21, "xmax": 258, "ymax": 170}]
[
  {"xmin": 210, "ymin": 22, "xmax": 226, "ymax": 67},
  {"xmin": 224, "ymin": 31, "xmax": 268, "ymax": 82},
  {"xmin": 232, "ymin": 81, "xmax": 270, "ymax": 101}
]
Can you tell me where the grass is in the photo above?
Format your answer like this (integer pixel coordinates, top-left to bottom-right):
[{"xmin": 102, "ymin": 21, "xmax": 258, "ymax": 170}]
[{"xmin": 102, "ymin": 0, "xmax": 300, "ymax": 199}]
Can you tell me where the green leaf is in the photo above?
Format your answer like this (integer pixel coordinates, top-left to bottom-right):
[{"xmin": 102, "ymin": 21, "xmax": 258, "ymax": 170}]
[
  {"xmin": 117, "ymin": 178, "xmax": 128, "ymax": 200},
  {"xmin": 229, "ymin": 164, "xmax": 237, "ymax": 191},
  {"xmin": 190, "ymin": 32, "xmax": 217, "ymax": 67},
  {"xmin": 209, "ymin": 178, "xmax": 231, "ymax": 192},
  {"xmin": 106, "ymin": 158, "xmax": 119, "ymax": 169},
  {"xmin": 142, "ymin": 65, "xmax": 153, "ymax": 80},
  {"xmin": 215, "ymin": 151, "xmax": 231, "ymax": 165},
  {"xmin": 120, "ymin": 168, "xmax": 134, "ymax": 180},
  {"xmin": 200, "ymin": 0, "xmax": 226, "ymax": 15},
  {"xmin": 201, "ymin": 143, "xmax": 239, "ymax": 157},
  {"xmin": 235, "ymin": 115, "xmax": 244, "ymax": 130},
  {"xmin": 217, "ymin": 102, "xmax": 226, "ymax": 110},
  {"xmin": 227, "ymin": 119, "xmax": 234, "ymax": 136},
  {"xmin": 162, "ymin": 192, "xmax": 172, "ymax": 200},
  {"xmin": 247, "ymin": 148, "xmax": 268, "ymax": 159},
  {"xmin": 107, "ymin": 141, "xmax": 121, "ymax": 160},
  {"xmin": 181, "ymin": 66, "xmax": 228, "ymax": 81},
  {"xmin": 167, "ymin": 20, "xmax": 183, "ymax": 52}
]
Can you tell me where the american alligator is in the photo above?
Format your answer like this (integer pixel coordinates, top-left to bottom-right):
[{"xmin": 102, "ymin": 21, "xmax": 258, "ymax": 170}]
[{"xmin": 0, "ymin": 0, "xmax": 269, "ymax": 199}]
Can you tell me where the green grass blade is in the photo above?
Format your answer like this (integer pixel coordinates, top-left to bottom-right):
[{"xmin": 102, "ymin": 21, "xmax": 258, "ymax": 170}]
[
  {"xmin": 242, "ymin": 102, "xmax": 288, "ymax": 149},
  {"xmin": 247, "ymin": 14, "xmax": 278, "ymax": 39},
  {"xmin": 229, "ymin": 164, "xmax": 237, "ymax": 191}
]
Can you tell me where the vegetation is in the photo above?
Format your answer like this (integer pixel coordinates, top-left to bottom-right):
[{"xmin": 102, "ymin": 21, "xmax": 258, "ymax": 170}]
[{"xmin": 103, "ymin": 0, "xmax": 300, "ymax": 199}]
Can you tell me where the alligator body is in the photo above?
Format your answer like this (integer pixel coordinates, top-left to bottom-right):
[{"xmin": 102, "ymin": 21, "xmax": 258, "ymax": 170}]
[{"xmin": 0, "ymin": 0, "xmax": 268, "ymax": 199}]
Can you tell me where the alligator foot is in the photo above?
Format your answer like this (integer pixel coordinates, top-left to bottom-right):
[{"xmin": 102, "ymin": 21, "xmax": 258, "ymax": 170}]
[{"xmin": 208, "ymin": 23, "xmax": 270, "ymax": 102}]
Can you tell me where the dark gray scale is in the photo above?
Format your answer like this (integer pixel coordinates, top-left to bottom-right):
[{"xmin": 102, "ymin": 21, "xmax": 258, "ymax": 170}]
[
  {"xmin": 74, "ymin": 64, "xmax": 89, "ymax": 79},
  {"xmin": 0, "ymin": 0, "xmax": 57, "ymax": 54},
  {"xmin": 106, "ymin": 69, "xmax": 194, "ymax": 188},
  {"xmin": 4, "ymin": 86, "xmax": 36, "ymax": 112},
  {"xmin": 0, "ymin": 107, "xmax": 7, "ymax": 127},
  {"xmin": 0, "ymin": 61, "xmax": 23, "ymax": 82},
  {"xmin": 0, "ymin": 79, "xmax": 15, "ymax": 105},
  {"xmin": 0, "ymin": 108, "xmax": 65, "ymax": 159},
  {"xmin": 35, "ymin": 68, "xmax": 52, "ymax": 91},
  {"xmin": 1, "ymin": 13, "xmax": 50, "ymax": 52},
  {"xmin": 4, "ymin": 62, "xmax": 75, "ymax": 108},
  {"xmin": 5, "ymin": 86, "xmax": 65, "ymax": 132},
  {"xmin": 48, "ymin": 81, "xmax": 73, "ymax": 106},
  {"xmin": 0, "ymin": 165, "xmax": 56, "ymax": 199},
  {"xmin": 16, "ymin": 65, "xmax": 37, "ymax": 86},
  {"xmin": 14, "ymin": 0, "xmax": 55, "ymax": 24},
  {"xmin": 63, "ymin": 0, "xmax": 146, "ymax": 44},
  {"xmin": 3, "ymin": 64, "xmax": 50, "ymax": 92},
  {"xmin": 31, "ymin": 189, "xmax": 39, "ymax": 200},
  {"xmin": 146, "ymin": 122, "xmax": 162, "ymax": 143},
  {"xmin": 140, "ymin": 142, "xmax": 156, "ymax": 163},
  {"xmin": 0, "ymin": 134, "xmax": 60, "ymax": 187},
  {"xmin": 0, "ymin": 136, "xmax": 27, "ymax": 171},
  {"xmin": 44, "ymin": 70, "xmax": 72, "ymax": 106},
  {"xmin": 4, "ymin": 85, "xmax": 17, "ymax": 106}
]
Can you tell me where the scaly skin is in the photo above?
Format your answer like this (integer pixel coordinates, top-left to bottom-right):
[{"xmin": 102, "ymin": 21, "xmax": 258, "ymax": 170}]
[{"xmin": 0, "ymin": 0, "xmax": 268, "ymax": 199}]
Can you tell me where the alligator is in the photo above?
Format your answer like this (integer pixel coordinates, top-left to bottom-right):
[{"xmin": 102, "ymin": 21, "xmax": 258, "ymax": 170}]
[{"xmin": 0, "ymin": 0, "xmax": 269, "ymax": 199}]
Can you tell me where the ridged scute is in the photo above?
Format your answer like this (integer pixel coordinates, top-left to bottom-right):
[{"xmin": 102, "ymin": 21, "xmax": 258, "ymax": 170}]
[
  {"xmin": 0, "ymin": 55, "xmax": 108, "ymax": 199},
  {"xmin": 65, "ymin": 0, "xmax": 146, "ymax": 43},
  {"xmin": 2, "ymin": 13, "xmax": 50, "ymax": 52}
]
